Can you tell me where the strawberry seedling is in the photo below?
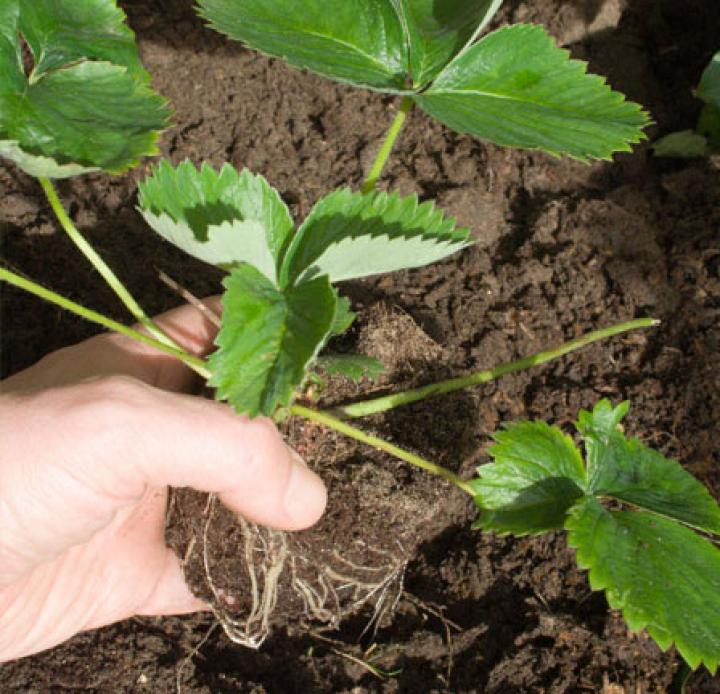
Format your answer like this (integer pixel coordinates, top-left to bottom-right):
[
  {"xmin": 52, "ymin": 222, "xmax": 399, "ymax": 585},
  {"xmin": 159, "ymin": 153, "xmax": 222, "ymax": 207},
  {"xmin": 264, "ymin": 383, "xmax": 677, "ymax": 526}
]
[{"xmin": 2, "ymin": 0, "xmax": 718, "ymax": 674}]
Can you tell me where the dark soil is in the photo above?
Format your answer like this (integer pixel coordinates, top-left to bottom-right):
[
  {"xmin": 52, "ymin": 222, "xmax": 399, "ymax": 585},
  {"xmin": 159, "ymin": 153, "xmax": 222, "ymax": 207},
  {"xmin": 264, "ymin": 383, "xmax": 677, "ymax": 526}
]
[{"xmin": 2, "ymin": 0, "xmax": 719, "ymax": 691}]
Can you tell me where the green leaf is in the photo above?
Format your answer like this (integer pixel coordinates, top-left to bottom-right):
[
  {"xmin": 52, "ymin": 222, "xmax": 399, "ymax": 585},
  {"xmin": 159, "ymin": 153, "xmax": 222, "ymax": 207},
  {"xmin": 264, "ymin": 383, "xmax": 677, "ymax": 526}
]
[
  {"xmin": 330, "ymin": 295, "xmax": 356, "ymax": 335},
  {"xmin": 208, "ymin": 264, "xmax": 336, "ymax": 417},
  {"xmin": 317, "ymin": 353, "xmax": 384, "ymax": 383},
  {"xmin": 697, "ymin": 51, "xmax": 720, "ymax": 110},
  {"xmin": 138, "ymin": 161, "xmax": 293, "ymax": 284},
  {"xmin": 585, "ymin": 431, "xmax": 720, "ymax": 536},
  {"xmin": 576, "ymin": 398, "xmax": 628, "ymax": 440},
  {"xmin": 414, "ymin": 24, "xmax": 650, "ymax": 161},
  {"xmin": 653, "ymin": 130, "xmax": 710, "ymax": 158},
  {"xmin": 196, "ymin": 0, "xmax": 409, "ymax": 92},
  {"xmin": 698, "ymin": 104, "xmax": 720, "ymax": 148},
  {"xmin": 576, "ymin": 399, "xmax": 628, "ymax": 481},
  {"xmin": 280, "ymin": 188, "xmax": 470, "ymax": 287},
  {"xmin": 566, "ymin": 497, "xmax": 720, "ymax": 673},
  {"xmin": 395, "ymin": 0, "xmax": 503, "ymax": 88},
  {"xmin": 470, "ymin": 421, "xmax": 586, "ymax": 535},
  {"xmin": 16, "ymin": 0, "xmax": 149, "ymax": 80},
  {"xmin": 0, "ymin": 0, "xmax": 170, "ymax": 177}
]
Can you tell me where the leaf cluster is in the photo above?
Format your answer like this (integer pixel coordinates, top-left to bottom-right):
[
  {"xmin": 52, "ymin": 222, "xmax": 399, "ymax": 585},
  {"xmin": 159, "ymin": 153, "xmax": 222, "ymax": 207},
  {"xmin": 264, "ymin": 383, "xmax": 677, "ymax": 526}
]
[
  {"xmin": 0, "ymin": 0, "xmax": 170, "ymax": 177},
  {"xmin": 197, "ymin": 0, "xmax": 649, "ymax": 160},
  {"xmin": 654, "ymin": 51, "xmax": 720, "ymax": 158},
  {"xmin": 470, "ymin": 400, "xmax": 720, "ymax": 672},
  {"xmin": 138, "ymin": 161, "xmax": 469, "ymax": 415}
]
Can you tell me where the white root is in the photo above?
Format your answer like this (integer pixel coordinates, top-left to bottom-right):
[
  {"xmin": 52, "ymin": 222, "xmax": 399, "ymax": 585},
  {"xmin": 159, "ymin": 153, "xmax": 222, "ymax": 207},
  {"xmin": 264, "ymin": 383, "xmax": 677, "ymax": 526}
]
[{"xmin": 192, "ymin": 494, "xmax": 408, "ymax": 648}]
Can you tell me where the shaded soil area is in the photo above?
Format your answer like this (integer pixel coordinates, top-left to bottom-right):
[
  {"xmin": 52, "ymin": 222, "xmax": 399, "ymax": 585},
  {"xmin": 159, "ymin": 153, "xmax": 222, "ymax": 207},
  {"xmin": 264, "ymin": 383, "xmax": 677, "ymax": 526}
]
[{"xmin": 2, "ymin": 0, "xmax": 719, "ymax": 691}]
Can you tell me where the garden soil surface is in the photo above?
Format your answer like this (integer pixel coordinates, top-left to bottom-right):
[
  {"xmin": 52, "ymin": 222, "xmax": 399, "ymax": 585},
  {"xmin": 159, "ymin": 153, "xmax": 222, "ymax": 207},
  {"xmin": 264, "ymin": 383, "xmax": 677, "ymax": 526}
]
[{"xmin": 2, "ymin": 0, "xmax": 720, "ymax": 691}]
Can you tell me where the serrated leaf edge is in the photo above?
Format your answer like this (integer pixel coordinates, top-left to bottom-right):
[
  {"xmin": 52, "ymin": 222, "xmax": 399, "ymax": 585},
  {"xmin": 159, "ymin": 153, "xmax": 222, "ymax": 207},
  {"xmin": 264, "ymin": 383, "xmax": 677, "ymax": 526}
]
[
  {"xmin": 420, "ymin": 23, "xmax": 652, "ymax": 162},
  {"xmin": 565, "ymin": 502, "xmax": 720, "ymax": 673}
]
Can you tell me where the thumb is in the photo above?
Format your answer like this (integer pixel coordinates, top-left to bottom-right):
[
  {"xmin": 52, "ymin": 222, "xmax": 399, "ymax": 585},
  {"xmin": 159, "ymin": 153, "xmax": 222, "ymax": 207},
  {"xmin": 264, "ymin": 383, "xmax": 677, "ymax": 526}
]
[
  {"xmin": 0, "ymin": 376, "xmax": 326, "ymax": 584},
  {"xmin": 88, "ymin": 376, "xmax": 327, "ymax": 531}
]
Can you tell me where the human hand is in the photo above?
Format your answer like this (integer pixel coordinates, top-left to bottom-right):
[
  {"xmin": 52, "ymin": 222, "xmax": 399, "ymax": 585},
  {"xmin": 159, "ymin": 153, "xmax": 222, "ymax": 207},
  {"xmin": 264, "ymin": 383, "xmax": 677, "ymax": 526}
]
[{"xmin": 0, "ymin": 301, "xmax": 327, "ymax": 662}]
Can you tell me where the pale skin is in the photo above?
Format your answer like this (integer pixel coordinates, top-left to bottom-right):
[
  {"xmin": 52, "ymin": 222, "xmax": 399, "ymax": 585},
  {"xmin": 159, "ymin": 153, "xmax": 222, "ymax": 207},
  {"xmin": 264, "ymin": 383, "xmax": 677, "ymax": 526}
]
[{"xmin": 0, "ymin": 301, "xmax": 327, "ymax": 662}]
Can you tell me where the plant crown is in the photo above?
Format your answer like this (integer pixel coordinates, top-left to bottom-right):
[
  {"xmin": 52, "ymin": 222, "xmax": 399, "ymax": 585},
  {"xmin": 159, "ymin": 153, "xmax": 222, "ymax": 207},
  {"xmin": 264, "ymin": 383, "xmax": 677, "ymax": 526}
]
[{"xmin": 138, "ymin": 160, "xmax": 468, "ymax": 415}]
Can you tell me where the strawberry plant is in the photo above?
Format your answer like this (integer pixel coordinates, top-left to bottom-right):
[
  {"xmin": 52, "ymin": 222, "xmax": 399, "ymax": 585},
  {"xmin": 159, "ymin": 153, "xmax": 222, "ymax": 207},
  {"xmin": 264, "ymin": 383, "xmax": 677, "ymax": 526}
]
[
  {"xmin": 2, "ymin": 0, "xmax": 719, "ymax": 675},
  {"xmin": 654, "ymin": 50, "xmax": 720, "ymax": 157}
]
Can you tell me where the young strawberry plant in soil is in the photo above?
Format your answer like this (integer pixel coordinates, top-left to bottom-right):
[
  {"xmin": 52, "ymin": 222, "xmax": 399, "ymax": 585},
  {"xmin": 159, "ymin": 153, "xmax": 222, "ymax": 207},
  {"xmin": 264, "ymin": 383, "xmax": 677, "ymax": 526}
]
[{"xmin": 2, "ymin": 0, "xmax": 720, "ymax": 691}]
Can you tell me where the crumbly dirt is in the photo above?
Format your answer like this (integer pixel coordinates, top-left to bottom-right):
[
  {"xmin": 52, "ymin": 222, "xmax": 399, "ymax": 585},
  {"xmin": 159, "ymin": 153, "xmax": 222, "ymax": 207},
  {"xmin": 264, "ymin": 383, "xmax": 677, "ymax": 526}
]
[{"xmin": 1, "ymin": 0, "xmax": 719, "ymax": 691}]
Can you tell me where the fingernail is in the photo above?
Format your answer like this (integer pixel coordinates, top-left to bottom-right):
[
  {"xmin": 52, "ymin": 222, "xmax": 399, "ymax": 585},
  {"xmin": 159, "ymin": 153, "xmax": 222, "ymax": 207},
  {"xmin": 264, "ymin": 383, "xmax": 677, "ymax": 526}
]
[{"xmin": 283, "ymin": 449, "xmax": 327, "ymax": 528}]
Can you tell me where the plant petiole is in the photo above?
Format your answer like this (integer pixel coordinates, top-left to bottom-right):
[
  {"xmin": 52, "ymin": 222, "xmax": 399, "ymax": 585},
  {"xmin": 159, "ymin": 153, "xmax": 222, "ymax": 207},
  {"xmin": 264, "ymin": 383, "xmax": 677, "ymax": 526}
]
[
  {"xmin": 336, "ymin": 318, "xmax": 660, "ymax": 418},
  {"xmin": 38, "ymin": 176, "xmax": 178, "ymax": 350},
  {"xmin": 0, "ymin": 267, "xmax": 211, "ymax": 380},
  {"xmin": 361, "ymin": 95, "xmax": 415, "ymax": 194},
  {"xmin": 290, "ymin": 403, "xmax": 476, "ymax": 496}
]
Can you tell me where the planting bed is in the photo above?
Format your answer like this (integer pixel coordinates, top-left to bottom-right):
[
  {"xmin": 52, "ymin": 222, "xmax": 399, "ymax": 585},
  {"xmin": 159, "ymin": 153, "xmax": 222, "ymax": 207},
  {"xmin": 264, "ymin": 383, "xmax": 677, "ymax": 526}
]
[{"xmin": 2, "ymin": 0, "xmax": 719, "ymax": 691}]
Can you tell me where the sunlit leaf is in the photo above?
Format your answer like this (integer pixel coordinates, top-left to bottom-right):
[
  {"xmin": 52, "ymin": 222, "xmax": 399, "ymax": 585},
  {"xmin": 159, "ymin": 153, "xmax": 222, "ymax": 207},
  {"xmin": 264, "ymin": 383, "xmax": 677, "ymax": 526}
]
[
  {"xmin": 414, "ymin": 24, "xmax": 650, "ymax": 161},
  {"xmin": 197, "ymin": 0, "xmax": 409, "ymax": 91},
  {"xmin": 138, "ymin": 161, "xmax": 292, "ymax": 283},
  {"xmin": 0, "ymin": 0, "xmax": 170, "ymax": 177},
  {"xmin": 395, "ymin": 0, "xmax": 502, "ymax": 88},
  {"xmin": 280, "ymin": 188, "xmax": 470, "ymax": 287}
]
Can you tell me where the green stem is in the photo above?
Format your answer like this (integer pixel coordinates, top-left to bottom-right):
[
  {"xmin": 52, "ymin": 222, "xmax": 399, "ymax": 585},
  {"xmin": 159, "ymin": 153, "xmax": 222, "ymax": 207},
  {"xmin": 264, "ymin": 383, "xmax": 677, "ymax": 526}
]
[
  {"xmin": 0, "ymin": 267, "xmax": 212, "ymax": 380},
  {"xmin": 338, "ymin": 317, "xmax": 660, "ymax": 419},
  {"xmin": 38, "ymin": 176, "xmax": 176, "ymax": 349},
  {"xmin": 361, "ymin": 96, "xmax": 414, "ymax": 194},
  {"xmin": 291, "ymin": 403, "xmax": 475, "ymax": 496}
]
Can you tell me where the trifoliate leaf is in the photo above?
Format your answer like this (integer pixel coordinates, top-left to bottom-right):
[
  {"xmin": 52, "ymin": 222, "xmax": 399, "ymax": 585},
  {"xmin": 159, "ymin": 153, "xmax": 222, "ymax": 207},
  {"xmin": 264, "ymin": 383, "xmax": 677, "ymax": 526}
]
[
  {"xmin": 0, "ymin": 0, "xmax": 170, "ymax": 177},
  {"xmin": 585, "ymin": 431, "xmax": 720, "ymax": 536},
  {"xmin": 566, "ymin": 497, "xmax": 720, "ymax": 673},
  {"xmin": 317, "ymin": 354, "xmax": 384, "ymax": 383},
  {"xmin": 653, "ymin": 130, "xmax": 710, "ymax": 158},
  {"xmin": 138, "ymin": 161, "xmax": 293, "ymax": 284},
  {"xmin": 414, "ymin": 24, "xmax": 650, "ymax": 161},
  {"xmin": 196, "ymin": 0, "xmax": 409, "ymax": 92},
  {"xmin": 208, "ymin": 264, "xmax": 336, "ymax": 417},
  {"xmin": 697, "ymin": 51, "xmax": 720, "ymax": 110},
  {"xmin": 470, "ymin": 421, "xmax": 586, "ymax": 535},
  {"xmin": 394, "ymin": 0, "xmax": 503, "ymax": 88},
  {"xmin": 331, "ymin": 295, "xmax": 356, "ymax": 336},
  {"xmin": 279, "ymin": 188, "xmax": 470, "ymax": 287}
]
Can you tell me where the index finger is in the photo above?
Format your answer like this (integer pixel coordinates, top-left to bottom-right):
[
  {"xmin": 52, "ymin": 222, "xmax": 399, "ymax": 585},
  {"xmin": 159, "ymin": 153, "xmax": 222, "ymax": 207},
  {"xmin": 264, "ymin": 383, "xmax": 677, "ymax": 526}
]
[{"xmin": 2, "ymin": 298, "xmax": 222, "ymax": 394}]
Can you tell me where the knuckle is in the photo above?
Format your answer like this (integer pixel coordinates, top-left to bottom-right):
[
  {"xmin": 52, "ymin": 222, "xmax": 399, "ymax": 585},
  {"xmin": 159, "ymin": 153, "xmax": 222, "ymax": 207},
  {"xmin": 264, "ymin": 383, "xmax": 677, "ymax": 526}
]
[{"xmin": 64, "ymin": 375, "xmax": 153, "ymax": 433}]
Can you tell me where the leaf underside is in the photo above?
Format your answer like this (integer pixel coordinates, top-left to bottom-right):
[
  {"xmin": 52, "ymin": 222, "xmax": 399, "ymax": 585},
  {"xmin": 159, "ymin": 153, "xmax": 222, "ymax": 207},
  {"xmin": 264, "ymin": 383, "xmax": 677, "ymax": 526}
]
[
  {"xmin": 138, "ymin": 160, "xmax": 293, "ymax": 283},
  {"xmin": 415, "ymin": 24, "xmax": 650, "ymax": 161},
  {"xmin": 0, "ymin": 0, "xmax": 170, "ymax": 177},
  {"xmin": 567, "ymin": 497, "xmax": 720, "ymax": 673},
  {"xmin": 280, "ymin": 188, "xmax": 470, "ymax": 287},
  {"xmin": 208, "ymin": 264, "xmax": 337, "ymax": 417}
]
